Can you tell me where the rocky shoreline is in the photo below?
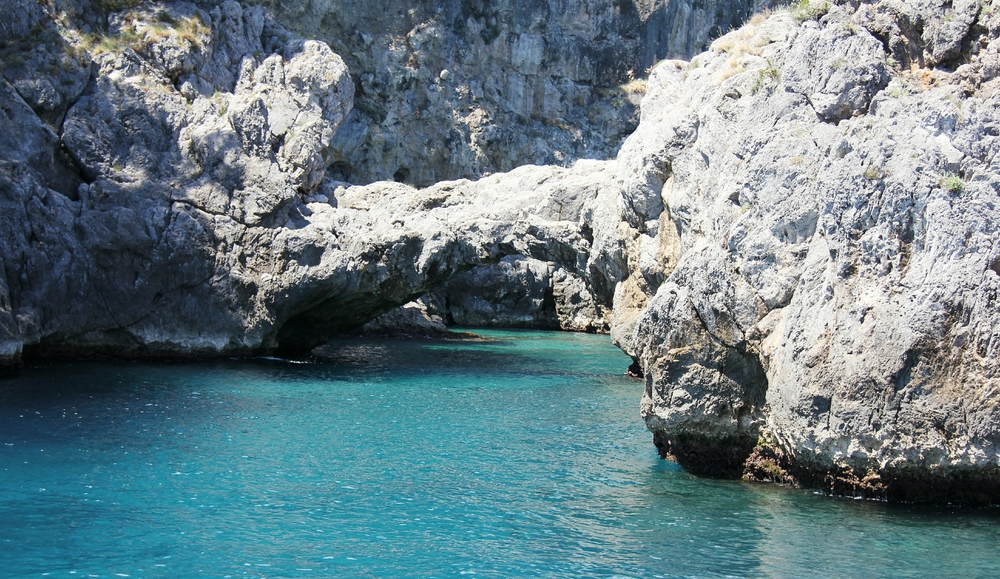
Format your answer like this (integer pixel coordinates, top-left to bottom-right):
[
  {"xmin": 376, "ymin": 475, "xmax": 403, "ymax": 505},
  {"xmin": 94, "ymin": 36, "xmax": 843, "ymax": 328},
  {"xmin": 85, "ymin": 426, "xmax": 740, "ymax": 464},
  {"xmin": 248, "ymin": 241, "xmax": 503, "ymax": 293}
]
[{"xmin": 2, "ymin": 0, "xmax": 999, "ymax": 502}]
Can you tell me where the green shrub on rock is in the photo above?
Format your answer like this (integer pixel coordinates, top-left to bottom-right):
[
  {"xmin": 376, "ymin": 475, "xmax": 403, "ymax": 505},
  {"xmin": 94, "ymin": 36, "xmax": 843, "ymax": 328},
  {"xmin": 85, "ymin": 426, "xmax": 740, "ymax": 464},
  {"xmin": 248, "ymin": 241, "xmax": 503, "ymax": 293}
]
[
  {"xmin": 792, "ymin": 0, "xmax": 830, "ymax": 23},
  {"xmin": 940, "ymin": 173, "xmax": 964, "ymax": 193}
]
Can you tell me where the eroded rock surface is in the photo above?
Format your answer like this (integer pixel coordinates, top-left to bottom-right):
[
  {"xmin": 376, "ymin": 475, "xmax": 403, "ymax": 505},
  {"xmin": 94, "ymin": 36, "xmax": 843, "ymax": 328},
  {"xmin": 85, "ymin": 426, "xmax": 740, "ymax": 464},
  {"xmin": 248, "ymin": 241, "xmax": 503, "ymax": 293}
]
[
  {"xmin": 613, "ymin": 1, "xmax": 1000, "ymax": 500},
  {"xmin": 0, "ymin": 0, "xmax": 602, "ymax": 362},
  {"xmin": 266, "ymin": 0, "xmax": 781, "ymax": 186}
]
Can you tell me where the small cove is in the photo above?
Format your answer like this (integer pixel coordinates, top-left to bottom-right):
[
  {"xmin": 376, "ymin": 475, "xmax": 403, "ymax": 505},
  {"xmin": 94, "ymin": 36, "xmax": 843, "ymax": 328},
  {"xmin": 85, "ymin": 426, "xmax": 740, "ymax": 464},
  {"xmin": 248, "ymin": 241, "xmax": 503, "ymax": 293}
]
[{"xmin": 1, "ymin": 329, "xmax": 999, "ymax": 578}]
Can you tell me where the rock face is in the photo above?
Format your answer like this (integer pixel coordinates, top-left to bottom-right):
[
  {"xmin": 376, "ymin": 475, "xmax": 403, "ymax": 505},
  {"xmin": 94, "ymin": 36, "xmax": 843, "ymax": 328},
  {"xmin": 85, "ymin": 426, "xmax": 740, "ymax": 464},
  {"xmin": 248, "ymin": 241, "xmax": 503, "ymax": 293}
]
[
  {"xmin": 612, "ymin": 1, "xmax": 1000, "ymax": 501},
  {"xmin": 0, "ymin": 0, "xmax": 607, "ymax": 362},
  {"xmin": 265, "ymin": 0, "xmax": 780, "ymax": 186},
  {"xmin": 273, "ymin": 161, "xmax": 612, "ymax": 353}
]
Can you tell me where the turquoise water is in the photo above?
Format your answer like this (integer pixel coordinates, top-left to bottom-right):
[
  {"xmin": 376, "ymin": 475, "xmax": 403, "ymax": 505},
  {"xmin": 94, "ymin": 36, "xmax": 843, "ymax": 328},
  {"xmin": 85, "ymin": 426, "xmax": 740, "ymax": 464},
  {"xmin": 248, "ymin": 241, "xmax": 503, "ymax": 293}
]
[{"xmin": 1, "ymin": 329, "xmax": 999, "ymax": 579}]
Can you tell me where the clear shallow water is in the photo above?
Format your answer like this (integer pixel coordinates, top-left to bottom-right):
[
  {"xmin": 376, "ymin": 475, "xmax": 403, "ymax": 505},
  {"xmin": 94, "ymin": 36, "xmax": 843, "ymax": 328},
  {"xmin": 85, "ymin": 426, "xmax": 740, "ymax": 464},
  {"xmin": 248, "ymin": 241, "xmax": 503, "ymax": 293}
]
[{"xmin": 0, "ymin": 329, "xmax": 998, "ymax": 579}]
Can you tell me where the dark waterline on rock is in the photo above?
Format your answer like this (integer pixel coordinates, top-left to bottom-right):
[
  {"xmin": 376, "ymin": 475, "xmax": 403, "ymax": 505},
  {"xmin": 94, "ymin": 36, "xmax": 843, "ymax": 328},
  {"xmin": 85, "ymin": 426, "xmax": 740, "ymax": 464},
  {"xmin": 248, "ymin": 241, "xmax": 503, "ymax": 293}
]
[{"xmin": 1, "ymin": 330, "xmax": 999, "ymax": 578}]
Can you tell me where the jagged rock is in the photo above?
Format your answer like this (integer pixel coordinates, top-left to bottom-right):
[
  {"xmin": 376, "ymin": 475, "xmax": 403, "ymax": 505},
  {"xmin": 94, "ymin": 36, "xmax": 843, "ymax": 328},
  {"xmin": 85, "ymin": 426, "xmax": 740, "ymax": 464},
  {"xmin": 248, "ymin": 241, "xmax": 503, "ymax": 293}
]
[
  {"xmin": 429, "ymin": 255, "xmax": 560, "ymax": 329},
  {"xmin": 269, "ymin": 164, "xmax": 603, "ymax": 353},
  {"xmin": 267, "ymin": 0, "xmax": 783, "ymax": 186},
  {"xmin": 612, "ymin": 3, "xmax": 1000, "ymax": 500},
  {"xmin": 228, "ymin": 39, "xmax": 354, "ymax": 191},
  {"xmin": 1, "ymin": 0, "xmax": 606, "ymax": 366},
  {"xmin": 0, "ymin": 79, "xmax": 80, "ymax": 195},
  {"xmin": 0, "ymin": 0, "xmax": 45, "ymax": 45},
  {"xmin": 413, "ymin": 254, "xmax": 608, "ymax": 332},
  {"xmin": 552, "ymin": 266, "xmax": 605, "ymax": 331},
  {"xmin": 410, "ymin": 159, "xmax": 617, "ymax": 332},
  {"xmin": 2, "ymin": 0, "xmax": 355, "ymax": 359},
  {"xmin": 919, "ymin": 0, "xmax": 981, "ymax": 65},
  {"xmin": 0, "ymin": 27, "xmax": 91, "ymax": 130},
  {"xmin": 783, "ymin": 18, "xmax": 889, "ymax": 121},
  {"xmin": 0, "ymin": 251, "xmax": 21, "ymax": 375}
]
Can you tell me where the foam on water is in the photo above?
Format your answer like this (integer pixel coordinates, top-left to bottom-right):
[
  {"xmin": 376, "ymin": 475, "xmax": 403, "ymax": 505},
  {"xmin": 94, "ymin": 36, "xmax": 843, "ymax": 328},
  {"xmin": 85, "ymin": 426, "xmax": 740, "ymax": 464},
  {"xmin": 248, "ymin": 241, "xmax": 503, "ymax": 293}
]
[{"xmin": 1, "ymin": 329, "xmax": 999, "ymax": 578}]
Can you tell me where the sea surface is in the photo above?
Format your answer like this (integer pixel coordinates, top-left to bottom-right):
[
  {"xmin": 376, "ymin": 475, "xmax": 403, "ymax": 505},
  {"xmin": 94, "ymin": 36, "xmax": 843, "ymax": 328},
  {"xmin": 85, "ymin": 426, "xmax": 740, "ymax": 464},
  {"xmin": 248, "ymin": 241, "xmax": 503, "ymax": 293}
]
[{"xmin": 1, "ymin": 329, "xmax": 999, "ymax": 579}]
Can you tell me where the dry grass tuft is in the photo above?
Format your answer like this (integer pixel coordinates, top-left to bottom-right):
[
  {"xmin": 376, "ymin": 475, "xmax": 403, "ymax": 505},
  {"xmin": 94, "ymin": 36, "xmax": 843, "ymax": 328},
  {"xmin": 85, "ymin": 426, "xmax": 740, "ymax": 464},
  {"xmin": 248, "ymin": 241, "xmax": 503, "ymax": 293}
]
[{"xmin": 620, "ymin": 79, "xmax": 648, "ymax": 95}]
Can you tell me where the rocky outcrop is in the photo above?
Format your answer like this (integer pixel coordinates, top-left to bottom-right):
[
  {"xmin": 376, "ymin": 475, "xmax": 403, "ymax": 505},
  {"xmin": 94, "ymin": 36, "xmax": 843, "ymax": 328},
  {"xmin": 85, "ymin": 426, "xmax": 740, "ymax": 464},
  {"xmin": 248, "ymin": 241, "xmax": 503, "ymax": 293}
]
[
  {"xmin": 0, "ymin": 0, "xmax": 45, "ymax": 45},
  {"xmin": 0, "ymin": 0, "xmax": 767, "ymax": 364},
  {"xmin": 612, "ymin": 1, "xmax": 1000, "ymax": 501},
  {"xmin": 0, "ymin": 0, "xmax": 605, "ymax": 362},
  {"xmin": 272, "ymin": 162, "xmax": 609, "ymax": 353},
  {"xmin": 265, "ymin": 0, "xmax": 781, "ymax": 186},
  {"xmin": 417, "ymin": 153, "xmax": 618, "ymax": 332}
]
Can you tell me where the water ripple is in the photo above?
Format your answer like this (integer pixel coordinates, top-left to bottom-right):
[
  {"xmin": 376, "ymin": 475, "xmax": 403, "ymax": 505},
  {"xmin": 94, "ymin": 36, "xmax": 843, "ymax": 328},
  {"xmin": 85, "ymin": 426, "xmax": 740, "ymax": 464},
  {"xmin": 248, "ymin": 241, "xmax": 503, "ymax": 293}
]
[{"xmin": 1, "ymin": 330, "xmax": 999, "ymax": 578}]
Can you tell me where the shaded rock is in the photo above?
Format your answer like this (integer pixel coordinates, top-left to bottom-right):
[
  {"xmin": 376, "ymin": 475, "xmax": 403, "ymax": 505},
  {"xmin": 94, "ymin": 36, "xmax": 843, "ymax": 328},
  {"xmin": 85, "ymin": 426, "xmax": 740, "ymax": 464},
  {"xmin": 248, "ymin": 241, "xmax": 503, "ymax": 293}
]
[
  {"xmin": 267, "ymin": 0, "xmax": 785, "ymax": 186},
  {"xmin": 783, "ymin": 19, "xmax": 889, "ymax": 121},
  {"xmin": 1, "ymin": 0, "xmax": 359, "ymax": 363},
  {"xmin": 356, "ymin": 300, "xmax": 448, "ymax": 337},
  {"xmin": 0, "ymin": 0, "xmax": 45, "ymax": 45},
  {"xmin": 0, "ymin": 78, "xmax": 81, "ymax": 196},
  {"xmin": 379, "ymin": 253, "xmax": 609, "ymax": 333},
  {"xmin": 430, "ymin": 255, "xmax": 560, "ymax": 329},
  {"xmin": 0, "ymin": 254, "xmax": 21, "ymax": 375},
  {"xmin": 552, "ymin": 266, "xmax": 605, "ymax": 332},
  {"xmin": 0, "ymin": 25, "xmax": 91, "ymax": 130}
]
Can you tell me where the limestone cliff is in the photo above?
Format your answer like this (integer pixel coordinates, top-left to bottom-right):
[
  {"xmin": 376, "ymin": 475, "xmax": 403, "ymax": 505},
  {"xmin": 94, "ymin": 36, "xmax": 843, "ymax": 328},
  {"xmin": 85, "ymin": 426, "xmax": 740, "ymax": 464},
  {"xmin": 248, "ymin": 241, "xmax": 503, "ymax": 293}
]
[
  {"xmin": 0, "ymin": 0, "xmax": 605, "ymax": 364},
  {"xmin": 0, "ymin": 0, "xmax": 762, "ymax": 367},
  {"xmin": 261, "ymin": 0, "xmax": 779, "ymax": 186},
  {"xmin": 611, "ymin": 1, "xmax": 1000, "ymax": 501}
]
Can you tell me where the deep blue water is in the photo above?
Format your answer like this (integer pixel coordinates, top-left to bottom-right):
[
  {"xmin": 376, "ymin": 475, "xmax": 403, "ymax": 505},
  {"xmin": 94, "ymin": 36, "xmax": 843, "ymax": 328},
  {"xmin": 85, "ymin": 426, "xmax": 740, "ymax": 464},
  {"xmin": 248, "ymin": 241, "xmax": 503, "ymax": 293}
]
[{"xmin": 1, "ymin": 329, "xmax": 999, "ymax": 579}]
